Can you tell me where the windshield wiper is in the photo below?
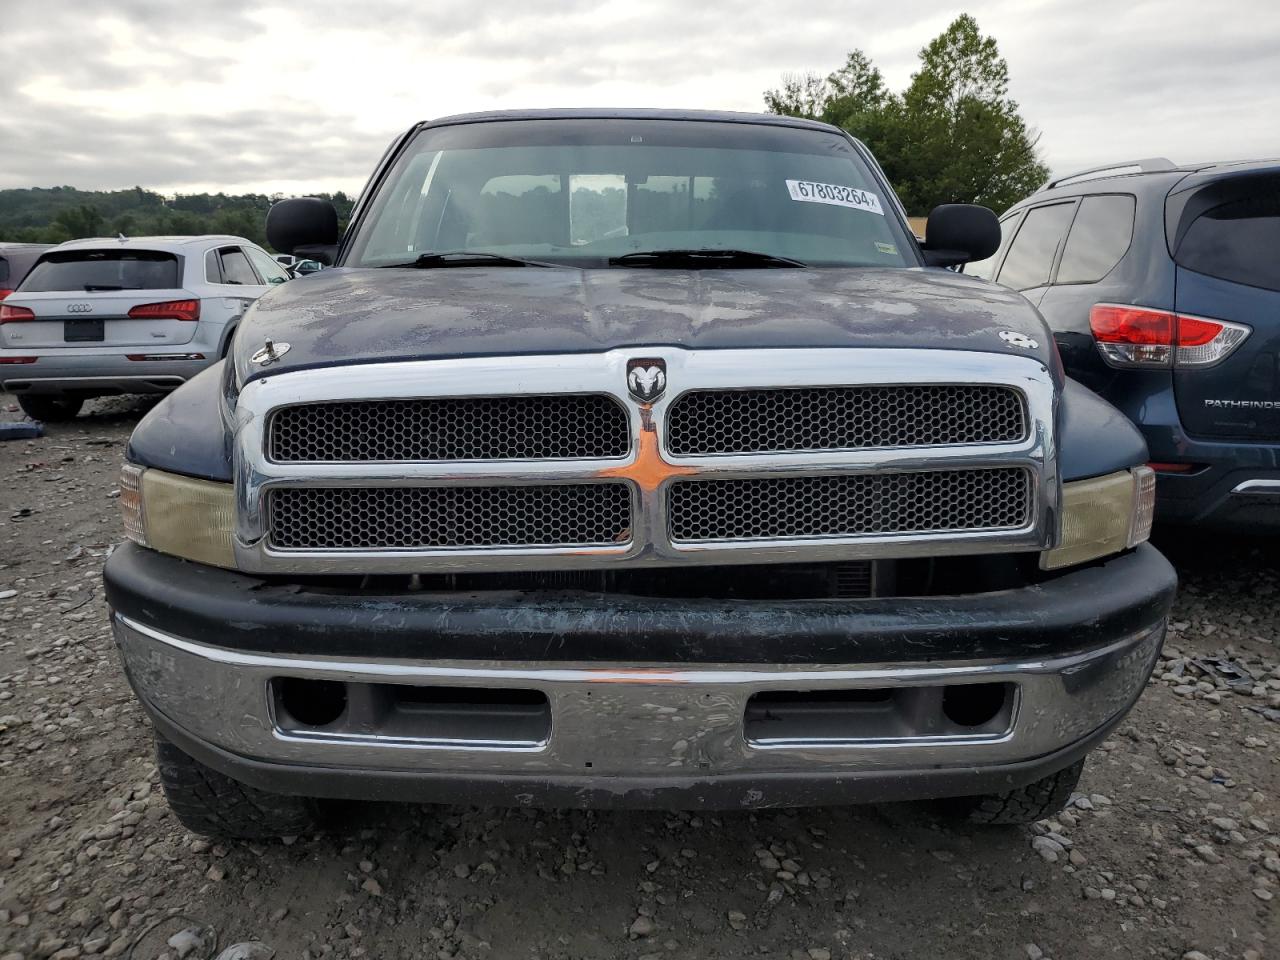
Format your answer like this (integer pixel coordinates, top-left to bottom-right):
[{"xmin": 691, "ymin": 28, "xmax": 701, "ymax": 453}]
[
  {"xmin": 382, "ymin": 251, "xmax": 558, "ymax": 269},
  {"xmin": 608, "ymin": 249, "xmax": 808, "ymax": 268},
  {"xmin": 83, "ymin": 284, "xmax": 138, "ymax": 291}
]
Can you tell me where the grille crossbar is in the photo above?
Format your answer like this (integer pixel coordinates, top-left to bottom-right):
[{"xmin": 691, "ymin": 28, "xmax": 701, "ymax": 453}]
[
  {"xmin": 666, "ymin": 385, "xmax": 1026, "ymax": 455},
  {"xmin": 270, "ymin": 395, "xmax": 630, "ymax": 463},
  {"xmin": 668, "ymin": 469, "xmax": 1031, "ymax": 542},
  {"xmin": 270, "ymin": 483, "xmax": 632, "ymax": 550}
]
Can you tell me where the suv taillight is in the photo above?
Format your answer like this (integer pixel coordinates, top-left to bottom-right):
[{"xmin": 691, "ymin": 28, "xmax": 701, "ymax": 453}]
[
  {"xmin": 0, "ymin": 303, "xmax": 35, "ymax": 323},
  {"xmin": 1090, "ymin": 304, "xmax": 1250, "ymax": 368},
  {"xmin": 127, "ymin": 299, "xmax": 200, "ymax": 321},
  {"xmin": 0, "ymin": 289, "xmax": 13, "ymax": 300}
]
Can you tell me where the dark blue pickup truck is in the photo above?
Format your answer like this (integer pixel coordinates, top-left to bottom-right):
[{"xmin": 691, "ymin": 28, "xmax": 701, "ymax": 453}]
[{"xmin": 103, "ymin": 109, "xmax": 1175, "ymax": 838}]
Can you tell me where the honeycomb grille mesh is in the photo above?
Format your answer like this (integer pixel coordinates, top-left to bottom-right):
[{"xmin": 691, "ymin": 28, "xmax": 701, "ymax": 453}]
[
  {"xmin": 269, "ymin": 484, "xmax": 632, "ymax": 550},
  {"xmin": 269, "ymin": 395, "xmax": 629, "ymax": 462},
  {"xmin": 667, "ymin": 469, "xmax": 1031, "ymax": 542},
  {"xmin": 666, "ymin": 385, "xmax": 1026, "ymax": 455}
]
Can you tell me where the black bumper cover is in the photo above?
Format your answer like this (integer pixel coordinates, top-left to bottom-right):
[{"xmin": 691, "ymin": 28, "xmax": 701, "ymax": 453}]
[{"xmin": 105, "ymin": 542, "xmax": 1176, "ymax": 666}]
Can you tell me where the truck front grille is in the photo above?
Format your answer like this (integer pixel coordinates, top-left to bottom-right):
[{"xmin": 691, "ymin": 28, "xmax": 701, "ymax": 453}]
[
  {"xmin": 269, "ymin": 483, "xmax": 632, "ymax": 550},
  {"xmin": 239, "ymin": 349, "xmax": 1055, "ymax": 572},
  {"xmin": 269, "ymin": 395, "xmax": 630, "ymax": 462},
  {"xmin": 667, "ymin": 468, "xmax": 1031, "ymax": 542},
  {"xmin": 666, "ymin": 385, "xmax": 1026, "ymax": 455}
]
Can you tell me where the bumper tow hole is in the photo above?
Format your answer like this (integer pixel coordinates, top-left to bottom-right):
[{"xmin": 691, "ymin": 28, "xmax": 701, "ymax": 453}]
[
  {"xmin": 275, "ymin": 677, "xmax": 348, "ymax": 728},
  {"xmin": 744, "ymin": 683, "xmax": 1014, "ymax": 746},
  {"xmin": 272, "ymin": 678, "xmax": 551, "ymax": 747}
]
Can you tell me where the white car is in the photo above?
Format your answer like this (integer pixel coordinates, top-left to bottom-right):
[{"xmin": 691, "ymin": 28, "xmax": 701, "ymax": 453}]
[{"xmin": 0, "ymin": 235, "xmax": 290, "ymax": 420}]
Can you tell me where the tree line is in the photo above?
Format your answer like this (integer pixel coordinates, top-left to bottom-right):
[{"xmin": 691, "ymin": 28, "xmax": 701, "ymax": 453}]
[
  {"xmin": 765, "ymin": 14, "xmax": 1049, "ymax": 214},
  {"xmin": 0, "ymin": 186, "xmax": 355, "ymax": 251}
]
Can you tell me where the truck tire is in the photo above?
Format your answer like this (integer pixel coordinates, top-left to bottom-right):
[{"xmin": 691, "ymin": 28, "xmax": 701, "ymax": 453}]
[
  {"xmin": 952, "ymin": 758, "xmax": 1086, "ymax": 825},
  {"xmin": 155, "ymin": 736, "xmax": 318, "ymax": 839},
  {"xmin": 17, "ymin": 394, "xmax": 84, "ymax": 422}
]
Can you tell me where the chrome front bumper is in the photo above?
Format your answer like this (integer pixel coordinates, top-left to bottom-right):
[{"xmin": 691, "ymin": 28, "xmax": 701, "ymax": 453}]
[{"xmin": 115, "ymin": 611, "xmax": 1164, "ymax": 803}]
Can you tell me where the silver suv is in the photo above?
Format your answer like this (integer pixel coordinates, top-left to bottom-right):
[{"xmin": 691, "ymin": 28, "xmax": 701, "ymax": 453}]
[{"xmin": 0, "ymin": 234, "xmax": 290, "ymax": 420}]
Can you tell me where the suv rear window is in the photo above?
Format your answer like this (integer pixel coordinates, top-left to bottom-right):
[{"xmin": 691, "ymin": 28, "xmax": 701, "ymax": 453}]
[
  {"xmin": 0, "ymin": 258, "xmax": 9, "ymax": 286},
  {"xmin": 20, "ymin": 250, "xmax": 180, "ymax": 292},
  {"xmin": 1056, "ymin": 195, "xmax": 1135, "ymax": 284},
  {"xmin": 1174, "ymin": 187, "xmax": 1280, "ymax": 293}
]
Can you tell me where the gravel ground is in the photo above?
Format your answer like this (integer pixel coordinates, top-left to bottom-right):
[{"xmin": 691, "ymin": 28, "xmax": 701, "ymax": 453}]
[{"xmin": 0, "ymin": 393, "xmax": 1276, "ymax": 960}]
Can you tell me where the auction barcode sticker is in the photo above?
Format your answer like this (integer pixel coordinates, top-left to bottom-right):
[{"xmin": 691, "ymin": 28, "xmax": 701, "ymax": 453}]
[{"xmin": 785, "ymin": 180, "xmax": 884, "ymax": 215}]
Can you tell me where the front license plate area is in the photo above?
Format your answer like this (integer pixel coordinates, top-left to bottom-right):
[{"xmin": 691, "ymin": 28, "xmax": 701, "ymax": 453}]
[{"xmin": 64, "ymin": 319, "xmax": 104, "ymax": 342}]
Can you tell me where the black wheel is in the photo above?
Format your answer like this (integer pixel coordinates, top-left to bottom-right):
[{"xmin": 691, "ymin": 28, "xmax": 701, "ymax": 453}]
[
  {"xmin": 949, "ymin": 758, "xmax": 1086, "ymax": 825},
  {"xmin": 17, "ymin": 394, "xmax": 84, "ymax": 422},
  {"xmin": 156, "ymin": 736, "xmax": 318, "ymax": 839}
]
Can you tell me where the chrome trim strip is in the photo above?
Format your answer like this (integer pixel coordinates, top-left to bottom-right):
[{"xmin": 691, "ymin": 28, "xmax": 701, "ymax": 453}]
[
  {"xmin": 118, "ymin": 612, "xmax": 1069, "ymax": 683},
  {"xmin": 114, "ymin": 613, "xmax": 1161, "ymax": 775},
  {"xmin": 1231, "ymin": 479, "xmax": 1280, "ymax": 496},
  {"xmin": 232, "ymin": 348, "xmax": 1058, "ymax": 573}
]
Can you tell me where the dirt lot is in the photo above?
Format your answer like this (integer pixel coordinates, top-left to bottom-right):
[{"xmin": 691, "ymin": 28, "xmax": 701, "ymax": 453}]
[{"xmin": 0, "ymin": 394, "xmax": 1276, "ymax": 960}]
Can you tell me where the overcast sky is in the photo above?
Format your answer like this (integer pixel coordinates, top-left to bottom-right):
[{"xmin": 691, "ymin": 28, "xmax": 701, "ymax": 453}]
[{"xmin": 1, "ymin": 0, "xmax": 1277, "ymax": 198}]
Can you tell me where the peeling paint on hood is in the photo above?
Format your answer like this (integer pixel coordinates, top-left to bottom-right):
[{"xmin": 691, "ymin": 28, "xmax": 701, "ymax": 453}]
[{"xmin": 234, "ymin": 265, "xmax": 1056, "ymax": 385}]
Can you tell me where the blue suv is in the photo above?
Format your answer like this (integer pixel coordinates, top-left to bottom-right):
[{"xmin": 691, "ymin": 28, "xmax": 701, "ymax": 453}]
[{"xmin": 971, "ymin": 158, "xmax": 1280, "ymax": 531}]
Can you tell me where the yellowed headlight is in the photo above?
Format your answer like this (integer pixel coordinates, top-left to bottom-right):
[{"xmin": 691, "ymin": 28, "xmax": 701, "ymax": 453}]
[
  {"xmin": 1040, "ymin": 467, "xmax": 1155, "ymax": 571},
  {"xmin": 119, "ymin": 465, "xmax": 236, "ymax": 569}
]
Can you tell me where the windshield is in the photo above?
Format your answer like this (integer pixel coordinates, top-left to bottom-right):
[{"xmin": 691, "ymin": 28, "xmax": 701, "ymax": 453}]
[
  {"xmin": 21, "ymin": 250, "xmax": 180, "ymax": 291},
  {"xmin": 346, "ymin": 119, "xmax": 917, "ymax": 269}
]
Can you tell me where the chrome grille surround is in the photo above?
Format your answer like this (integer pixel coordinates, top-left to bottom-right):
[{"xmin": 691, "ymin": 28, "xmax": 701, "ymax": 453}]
[
  {"xmin": 666, "ymin": 385, "xmax": 1026, "ymax": 455},
  {"xmin": 269, "ymin": 394, "xmax": 630, "ymax": 462},
  {"xmin": 231, "ymin": 348, "xmax": 1059, "ymax": 574}
]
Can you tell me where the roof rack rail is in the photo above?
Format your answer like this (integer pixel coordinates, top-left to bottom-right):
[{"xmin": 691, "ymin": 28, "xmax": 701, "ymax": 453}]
[{"xmin": 1039, "ymin": 158, "xmax": 1177, "ymax": 192}]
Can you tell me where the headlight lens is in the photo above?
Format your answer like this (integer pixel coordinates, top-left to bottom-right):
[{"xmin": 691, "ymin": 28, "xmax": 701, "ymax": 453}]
[
  {"xmin": 1040, "ymin": 466, "xmax": 1156, "ymax": 571},
  {"xmin": 119, "ymin": 463, "xmax": 236, "ymax": 568}
]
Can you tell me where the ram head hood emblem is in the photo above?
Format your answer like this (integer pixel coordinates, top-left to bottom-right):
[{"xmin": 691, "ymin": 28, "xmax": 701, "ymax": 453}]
[{"xmin": 626, "ymin": 358, "xmax": 667, "ymax": 403}]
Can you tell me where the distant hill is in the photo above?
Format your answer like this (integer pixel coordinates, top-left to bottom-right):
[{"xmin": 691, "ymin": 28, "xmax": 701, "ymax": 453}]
[{"xmin": 0, "ymin": 186, "xmax": 355, "ymax": 251}]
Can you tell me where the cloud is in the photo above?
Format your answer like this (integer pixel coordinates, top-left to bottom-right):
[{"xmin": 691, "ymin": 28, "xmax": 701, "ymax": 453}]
[{"xmin": 0, "ymin": 0, "xmax": 1277, "ymax": 196}]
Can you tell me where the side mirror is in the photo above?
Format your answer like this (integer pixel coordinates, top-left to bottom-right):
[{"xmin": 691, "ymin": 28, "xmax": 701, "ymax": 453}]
[
  {"xmin": 266, "ymin": 198, "xmax": 339, "ymax": 264},
  {"xmin": 921, "ymin": 204, "xmax": 1000, "ymax": 268}
]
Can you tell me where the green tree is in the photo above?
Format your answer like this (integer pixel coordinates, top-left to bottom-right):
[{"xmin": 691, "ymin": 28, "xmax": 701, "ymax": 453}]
[
  {"xmin": 53, "ymin": 203, "xmax": 104, "ymax": 239},
  {"xmin": 763, "ymin": 71, "xmax": 829, "ymax": 120},
  {"xmin": 765, "ymin": 14, "xmax": 1049, "ymax": 213}
]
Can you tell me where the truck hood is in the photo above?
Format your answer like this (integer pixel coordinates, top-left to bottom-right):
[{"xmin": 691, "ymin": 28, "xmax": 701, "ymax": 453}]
[{"xmin": 234, "ymin": 266, "xmax": 1056, "ymax": 384}]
